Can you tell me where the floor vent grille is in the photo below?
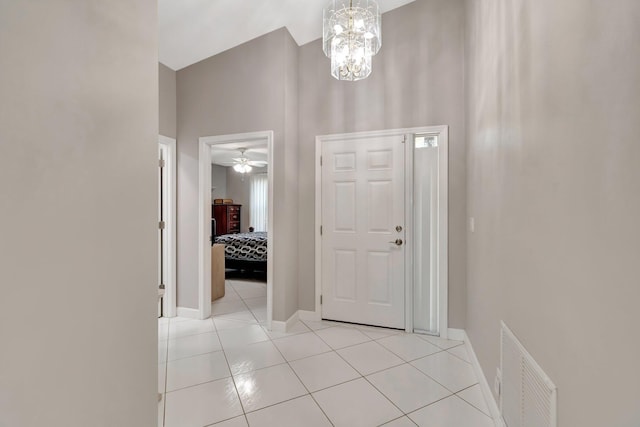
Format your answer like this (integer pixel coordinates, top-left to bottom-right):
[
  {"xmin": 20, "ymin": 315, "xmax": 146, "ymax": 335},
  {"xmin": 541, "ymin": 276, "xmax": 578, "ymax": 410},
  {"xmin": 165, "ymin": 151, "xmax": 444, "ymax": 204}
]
[{"xmin": 501, "ymin": 321, "xmax": 557, "ymax": 427}]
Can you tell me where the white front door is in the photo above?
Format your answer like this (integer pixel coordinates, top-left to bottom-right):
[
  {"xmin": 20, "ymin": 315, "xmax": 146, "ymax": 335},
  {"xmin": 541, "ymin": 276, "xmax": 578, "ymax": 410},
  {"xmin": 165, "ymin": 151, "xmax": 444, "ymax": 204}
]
[{"xmin": 321, "ymin": 135, "xmax": 405, "ymax": 329}]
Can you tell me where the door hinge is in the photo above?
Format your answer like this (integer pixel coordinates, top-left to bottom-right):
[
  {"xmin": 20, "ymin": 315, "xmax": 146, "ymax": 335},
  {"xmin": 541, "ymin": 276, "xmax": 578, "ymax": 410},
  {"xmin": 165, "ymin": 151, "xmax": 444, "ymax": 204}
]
[
  {"xmin": 402, "ymin": 136, "xmax": 406, "ymax": 144},
  {"xmin": 320, "ymin": 156, "xmax": 323, "ymax": 166},
  {"xmin": 320, "ymin": 295, "xmax": 323, "ymax": 305},
  {"xmin": 320, "ymin": 225, "xmax": 323, "ymax": 236},
  {"xmin": 159, "ymin": 158, "xmax": 165, "ymax": 168},
  {"xmin": 159, "ymin": 221, "xmax": 166, "ymax": 230}
]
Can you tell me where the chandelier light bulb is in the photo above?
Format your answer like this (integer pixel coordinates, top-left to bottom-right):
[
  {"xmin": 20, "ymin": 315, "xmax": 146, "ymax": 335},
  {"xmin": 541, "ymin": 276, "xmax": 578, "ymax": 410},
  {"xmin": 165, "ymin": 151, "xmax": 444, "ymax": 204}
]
[{"xmin": 323, "ymin": 0, "xmax": 381, "ymax": 81}]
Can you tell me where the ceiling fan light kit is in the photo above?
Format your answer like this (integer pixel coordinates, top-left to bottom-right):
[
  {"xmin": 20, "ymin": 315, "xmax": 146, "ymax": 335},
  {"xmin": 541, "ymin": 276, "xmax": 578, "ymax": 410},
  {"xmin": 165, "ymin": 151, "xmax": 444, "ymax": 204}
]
[
  {"xmin": 233, "ymin": 163, "xmax": 252, "ymax": 173},
  {"xmin": 228, "ymin": 148, "xmax": 266, "ymax": 174},
  {"xmin": 323, "ymin": 0, "xmax": 382, "ymax": 81}
]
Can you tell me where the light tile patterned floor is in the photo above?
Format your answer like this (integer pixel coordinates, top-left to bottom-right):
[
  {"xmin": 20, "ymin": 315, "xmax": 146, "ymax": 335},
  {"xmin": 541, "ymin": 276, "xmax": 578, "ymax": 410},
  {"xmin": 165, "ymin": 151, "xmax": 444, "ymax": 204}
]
[{"xmin": 158, "ymin": 279, "xmax": 494, "ymax": 427}]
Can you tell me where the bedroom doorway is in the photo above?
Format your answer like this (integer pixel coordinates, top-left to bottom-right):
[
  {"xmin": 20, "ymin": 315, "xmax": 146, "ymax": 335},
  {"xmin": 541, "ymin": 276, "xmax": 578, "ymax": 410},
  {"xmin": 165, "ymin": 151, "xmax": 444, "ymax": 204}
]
[
  {"xmin": 198, "ymin": 131, "xmax": 274, "ymax": 328},
  {"xmin": 315, "ymin": 126, "xmax": 449, "ymax": 337},
  {"xmin": 158, "ymin": 135, "xmax": 177, "ymax": 318}
]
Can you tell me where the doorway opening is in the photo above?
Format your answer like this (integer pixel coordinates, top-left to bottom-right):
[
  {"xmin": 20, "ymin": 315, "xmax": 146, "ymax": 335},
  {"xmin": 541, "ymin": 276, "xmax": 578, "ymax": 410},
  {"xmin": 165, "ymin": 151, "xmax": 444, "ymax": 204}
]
[
  {"xmin": 158, "ymin": 135, "xmax": 177, "ymax": 318},
  {"xmin": 198, "ymin": 131, "xmax": 274, "ymax": 328},
  {"xmin": 315, "ymin": 126, "xmax": 448, "ymax": 336}
]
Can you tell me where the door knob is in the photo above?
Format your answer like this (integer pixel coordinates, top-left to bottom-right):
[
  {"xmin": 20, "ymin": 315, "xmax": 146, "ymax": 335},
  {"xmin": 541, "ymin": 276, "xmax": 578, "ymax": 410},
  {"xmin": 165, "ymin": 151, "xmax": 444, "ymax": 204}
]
[
  {"xmin": 388, "ymin": 239, "xmax": 403, "ymax": 246},
  {"xmin": 396, "ymin": 225, "xmax": 403, "ymax": 232}
]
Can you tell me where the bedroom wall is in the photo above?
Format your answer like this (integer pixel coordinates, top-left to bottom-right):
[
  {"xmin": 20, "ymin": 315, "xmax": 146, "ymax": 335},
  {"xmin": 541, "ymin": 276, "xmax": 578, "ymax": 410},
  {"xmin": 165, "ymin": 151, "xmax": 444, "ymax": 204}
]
[
  {"xmin": 296, "ymin": 0, "xmax": 468, "ymax": 328},
  {"xmin": 159, "ymin": 63, "xmax": 177, "ymax": 138},
  {"xmin": 465, "ymin": 0, "xmax": 640, "ymax": 425},
  {"xmin": 0, "ymin": 1, "xmax": 158, "ymax": 426},
  {"xmin": 176, "ymin": 28, "xmax": 299, "ymax": 321},
  {"xmin": 225, "ymin": 168, "xmax": 269, "ymax": 233},
  {"xmin": 211, "ymin": 164, "xmax": 228, "ymax": 202}
]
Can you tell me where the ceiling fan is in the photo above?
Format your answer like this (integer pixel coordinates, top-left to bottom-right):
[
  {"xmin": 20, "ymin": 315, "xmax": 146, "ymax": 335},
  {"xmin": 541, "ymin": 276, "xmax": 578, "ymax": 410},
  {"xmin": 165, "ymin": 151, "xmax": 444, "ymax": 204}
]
[{"xmin": 231, "ymin": 148, "xmax": 267, "ymax": 173}]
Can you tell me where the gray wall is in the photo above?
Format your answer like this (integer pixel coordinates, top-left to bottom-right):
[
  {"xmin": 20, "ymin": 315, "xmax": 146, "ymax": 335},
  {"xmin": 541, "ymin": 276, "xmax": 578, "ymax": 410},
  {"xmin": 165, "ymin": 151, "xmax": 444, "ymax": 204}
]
[
  {"xmin": 176, "ymin": 28, "xmax": 299, "ymax": 321},
  {"xmin": 297, "ymin": 0, "xmax": 467, "ymax": 327},
  {"xmin": 0, "ymin": 1, "xmax": 158, "ymax": 426},
  {"xmin": 211, "ymin": 164, "xmax": 228, "ymax": 202},
  {"xmin": 465, "ymin": 0, "xmax": 640, "ymax": 425},
  {"xmin": 159, "ymin": 63, "xmax": 177, "ymax": 138},
  {"xmin": 225, "ymin": 167, "xmax": 269, "ymax": 233}
]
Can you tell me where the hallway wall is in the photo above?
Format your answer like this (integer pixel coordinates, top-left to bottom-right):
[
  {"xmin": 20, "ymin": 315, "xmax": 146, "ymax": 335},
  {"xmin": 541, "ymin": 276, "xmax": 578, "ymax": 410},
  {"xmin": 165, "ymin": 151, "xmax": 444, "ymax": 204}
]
[
  {"xmin": 159, "ymin": 63, "xmax": 177, "ymax": 138},
  {"xmin": 176, "ymin": 28, "xmax": 299, "ymax": 321},
  {"xmin": 465, "ymin": 1, "xmax": 640, "ymax": 425},
  {"xmin": 297, "ymin": 0, "xmax": 468, "ymax": 328},
  {"xmin": 0, "ymin": 1, "xmax": 158, "ymax": 425}
]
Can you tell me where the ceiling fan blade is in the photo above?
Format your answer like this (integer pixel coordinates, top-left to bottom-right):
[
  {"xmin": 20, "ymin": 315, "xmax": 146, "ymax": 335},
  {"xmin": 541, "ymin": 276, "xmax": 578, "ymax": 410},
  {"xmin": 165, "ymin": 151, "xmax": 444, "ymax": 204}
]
[{"xmin": 248, "ymin": 161, "xmax": 268, "ymax": 166}]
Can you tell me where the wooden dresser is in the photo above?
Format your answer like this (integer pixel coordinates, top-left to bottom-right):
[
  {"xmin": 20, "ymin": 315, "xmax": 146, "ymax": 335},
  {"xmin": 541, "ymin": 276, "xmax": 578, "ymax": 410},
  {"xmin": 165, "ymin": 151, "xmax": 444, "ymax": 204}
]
[{"xmin": 212, "ymin": 204, "xmax": 241, "ymax": 236}]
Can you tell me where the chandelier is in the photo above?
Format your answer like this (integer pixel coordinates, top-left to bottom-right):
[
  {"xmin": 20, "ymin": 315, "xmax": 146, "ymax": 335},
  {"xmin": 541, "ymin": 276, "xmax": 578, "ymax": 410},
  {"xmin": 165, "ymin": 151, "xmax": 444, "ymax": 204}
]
[{"xmin": 323, "ymin": 0, "xmax": 381, "ymax": 81}]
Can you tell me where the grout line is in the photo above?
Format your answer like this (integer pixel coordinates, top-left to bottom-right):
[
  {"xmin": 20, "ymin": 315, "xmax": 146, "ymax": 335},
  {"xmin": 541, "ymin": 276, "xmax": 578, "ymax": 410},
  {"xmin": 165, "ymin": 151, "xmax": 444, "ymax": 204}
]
[
  {"xmin": 310, "ymin": 329, "xmax": 406, "ymax": 418},
  {"xmin": 162, "ymin": 298, "xmax": 485, "ymax": 426},
  {"xmin": 455, "ymin": 386, "xmax": 493, "ymax": 417},
  {"xmin": 378, "ymin": 415, "xmax": 418, "ymax": 427},
  {"xmin": 267, "ymin": 332, "xmax": 336, "ymax": 427},
  {"xmin": 211, "ymin": 312, "xmax": 248, "ymax": 419}
]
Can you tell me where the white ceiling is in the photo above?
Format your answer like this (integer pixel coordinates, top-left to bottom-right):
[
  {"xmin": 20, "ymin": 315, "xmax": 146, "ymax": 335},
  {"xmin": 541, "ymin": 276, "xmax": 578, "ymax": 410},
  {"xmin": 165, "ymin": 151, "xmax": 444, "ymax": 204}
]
[
  {"xmin": 210, "ymin": 141, "xmax": 268, "ymax": 167},
  {"xmin": 159, "ymin": 0, "xmax": 416, "ymax": 70}
]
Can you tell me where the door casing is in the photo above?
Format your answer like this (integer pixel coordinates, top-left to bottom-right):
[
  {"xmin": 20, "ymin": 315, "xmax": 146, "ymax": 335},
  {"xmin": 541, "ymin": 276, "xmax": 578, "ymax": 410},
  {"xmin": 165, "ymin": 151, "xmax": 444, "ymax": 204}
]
[
  {"xmin": 198, "ymin": 131, "xmax": 274, "ymax": 327},
  {"xmin": 315, "ymin": 126, "xmax": 449, "ymax": 336},
  {"xmin": 159, "ymin": 135, "xmax": 177, "ymax": 318}
]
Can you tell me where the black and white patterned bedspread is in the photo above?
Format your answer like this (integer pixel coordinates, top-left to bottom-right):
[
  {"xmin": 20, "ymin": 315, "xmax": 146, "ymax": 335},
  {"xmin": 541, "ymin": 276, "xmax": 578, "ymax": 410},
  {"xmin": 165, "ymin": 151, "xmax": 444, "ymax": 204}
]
[{"xmin": 214, "ymin": 232, "xmax": 267, "ymax": 262}]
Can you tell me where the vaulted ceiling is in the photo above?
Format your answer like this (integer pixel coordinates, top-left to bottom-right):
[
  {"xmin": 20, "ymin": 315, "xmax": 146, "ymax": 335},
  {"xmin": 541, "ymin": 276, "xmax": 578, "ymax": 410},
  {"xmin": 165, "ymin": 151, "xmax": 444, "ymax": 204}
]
[{"xmin": 159, "ymin": 0, "xmax": 416, "ymax": 70}]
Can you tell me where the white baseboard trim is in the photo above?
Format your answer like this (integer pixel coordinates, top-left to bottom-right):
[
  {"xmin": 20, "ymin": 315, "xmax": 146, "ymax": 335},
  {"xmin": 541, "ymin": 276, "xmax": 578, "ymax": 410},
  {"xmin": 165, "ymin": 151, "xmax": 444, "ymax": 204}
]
[
  {"xmin": 176, "ymin": 307, "xmax": 200, "ymax": 319},
  {"xmin": 298, "ymin": 310, "xmax": 321, "ymax": 322},
  {"xmin": 447, "ymin": 328, "xmax": 466, "ymax": 341},
  {"xmin": 271, "ymin": 310, "xmax": 300, "ymax": 332},
  {"xmin": 463, "ymin": 330, "xmax": 505, "ymax": 427}
]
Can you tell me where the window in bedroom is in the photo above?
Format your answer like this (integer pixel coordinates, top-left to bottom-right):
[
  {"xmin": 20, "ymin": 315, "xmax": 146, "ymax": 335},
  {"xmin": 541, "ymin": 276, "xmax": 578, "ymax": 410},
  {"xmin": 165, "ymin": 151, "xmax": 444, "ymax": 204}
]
[{"xmin": 250, "ymin": 174, "xmax": 268, "ymax": 232}]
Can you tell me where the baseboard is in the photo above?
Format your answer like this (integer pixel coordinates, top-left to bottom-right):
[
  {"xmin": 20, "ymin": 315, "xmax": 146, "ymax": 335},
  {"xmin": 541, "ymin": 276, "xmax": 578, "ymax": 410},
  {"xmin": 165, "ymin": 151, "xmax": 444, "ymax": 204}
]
[
  {"xmin": 447, "ymin": 328, "xmax": 466, "ymax": 341},
  {"xmin": 176, "ymin": 307, "xmax": 200, "ymax": 319},
  {"xmin": 298, "ymin": 310, "xmax": 321, "ymax": 322},
  {"xmin": 463, "ymin": 330, "xmax": 505, "ymax": 427},
  {"xmin": 271, "ymin": 310, "xmax": 300, "ymax": 332}
]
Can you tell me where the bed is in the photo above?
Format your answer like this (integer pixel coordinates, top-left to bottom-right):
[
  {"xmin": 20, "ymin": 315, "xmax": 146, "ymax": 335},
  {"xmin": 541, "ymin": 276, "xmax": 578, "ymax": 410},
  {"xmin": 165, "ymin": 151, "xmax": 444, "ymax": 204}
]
[{"xmin": 214, "ymin": 232, "xmax": 267, "ymax": 273}]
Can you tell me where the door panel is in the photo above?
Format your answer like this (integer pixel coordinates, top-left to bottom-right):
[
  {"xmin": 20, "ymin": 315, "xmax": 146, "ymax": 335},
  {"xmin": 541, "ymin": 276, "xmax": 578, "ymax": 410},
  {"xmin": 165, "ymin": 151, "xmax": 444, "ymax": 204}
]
[{"xmin": 321, "ymin": 135, "xmax": 405, "ymax": 329}]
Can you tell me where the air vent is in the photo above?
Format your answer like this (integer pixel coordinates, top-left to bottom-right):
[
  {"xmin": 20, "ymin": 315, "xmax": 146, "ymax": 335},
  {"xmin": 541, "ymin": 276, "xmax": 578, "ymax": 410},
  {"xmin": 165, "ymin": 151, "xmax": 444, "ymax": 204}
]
[{"xmin": 501, "ymin": 321, "xmax": 557, "ymax": 427}]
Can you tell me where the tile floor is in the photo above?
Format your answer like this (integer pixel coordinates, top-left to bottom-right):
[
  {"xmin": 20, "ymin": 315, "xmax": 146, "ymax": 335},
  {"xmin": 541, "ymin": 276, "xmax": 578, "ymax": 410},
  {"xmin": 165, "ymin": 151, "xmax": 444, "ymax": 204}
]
[{"xmin": 158, "ymin": 279, "xmax": 494, "ymax": 427}]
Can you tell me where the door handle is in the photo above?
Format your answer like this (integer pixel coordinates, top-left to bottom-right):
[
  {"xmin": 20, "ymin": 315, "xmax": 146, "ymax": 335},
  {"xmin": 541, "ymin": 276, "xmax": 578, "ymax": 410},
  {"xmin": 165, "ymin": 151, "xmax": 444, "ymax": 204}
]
[{"xmin": 388, "ymin": 239, "xmax": 403, "ymax": 246}]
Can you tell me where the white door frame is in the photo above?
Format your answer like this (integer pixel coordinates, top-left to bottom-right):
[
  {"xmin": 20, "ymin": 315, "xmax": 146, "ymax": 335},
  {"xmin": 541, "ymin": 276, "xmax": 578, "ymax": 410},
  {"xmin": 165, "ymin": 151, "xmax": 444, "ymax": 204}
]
[
  {"xmin": 198, "ymin": 131, "xmax": 274, "ymax": 327},
  {"xmin": 315, "ymin": 126, "xmax": 448, "ymax": 336},
  {"xmin": 159, "ymin": 135, "xmax": 177, "ymax": 317}
]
